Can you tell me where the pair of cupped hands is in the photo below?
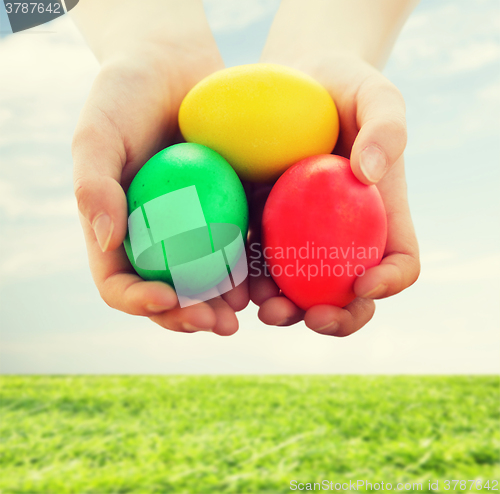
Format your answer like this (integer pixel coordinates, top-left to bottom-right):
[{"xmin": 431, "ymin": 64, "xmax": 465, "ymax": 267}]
[{"xmin": 72, "ymin": 24, "xmax": 420, "ymax": 338}]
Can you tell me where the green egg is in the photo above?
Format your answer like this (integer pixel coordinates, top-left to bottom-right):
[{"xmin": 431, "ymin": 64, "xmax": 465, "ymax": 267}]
[{"xmin": 123, "ymin": 143, "xmax": 248, "ymax": 297}]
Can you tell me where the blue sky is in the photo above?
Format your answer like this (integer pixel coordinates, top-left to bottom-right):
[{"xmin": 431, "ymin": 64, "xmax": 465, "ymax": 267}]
[{"xmin": 0, "ymin": 0, "xmax": 499, "ymax": 373}]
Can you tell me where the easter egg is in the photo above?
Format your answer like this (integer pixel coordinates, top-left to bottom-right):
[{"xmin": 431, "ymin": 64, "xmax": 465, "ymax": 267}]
[
  {"xmin": 123, "ymin": 143, "xmax": 248, "ymax": 299},
  {"xmin": 178, "ymin": 63, "xmax": 339, "ymax": 183},
  {"xmin": 262, "ymin": 155, "xmax": 387, "ymax": 310}
]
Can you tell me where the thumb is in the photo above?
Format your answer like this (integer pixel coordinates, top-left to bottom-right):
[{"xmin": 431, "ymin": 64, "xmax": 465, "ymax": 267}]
[
  {"xmin": 72, "ymin": 110, "xmax": 128, "ymax": 252},
  {"xmin": 350, "ymin": 76, "xmax": 407, "ymax": 185}
]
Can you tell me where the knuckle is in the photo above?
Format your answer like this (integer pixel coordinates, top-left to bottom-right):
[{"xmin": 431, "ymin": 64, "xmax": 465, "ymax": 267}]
[
  {"xmin": 100, "ymin": 290, "xmax": 117, "ymax": 311},
  {"xmin": 71, "ymin": 125, "xmax": 96, "ymax": 157},
  {"xmin": 71, "ymin": 130, "xmax": 83, "ymax": 156},
  {"xmin": 360, "ymin": 77, "xmax": 408, "ymax": 151},
  {"xmin": 378, "ymin": 78, "xmax": 405, "ymax": 107},
  {"xmin": 380, "ymin": 89, "xmax": 406, "ymax": 122},
  {"xmin": 73, "ymin": 176, "xmax": 91, "ymax": 215},
  {"xmin": 390, "ymin": 115, "xmax": 408, "ymax": 147},
  {"xmin": 99, "ymin": 276, "xmax": 128, "ymax": 312},
  {"xmin": 378, "ymin": 111, "xmax": 407, "ymax": 151},
  {"xmin": 71, "ymin": 127, "xmax": 83, "ymax": 155},
  {"xmin": 403, "ymin": 253, "xmax": 421, "ymax": 289},
  {"xmin": 96, "ymin": 279, "xmax": 116, "ymax": 310}
]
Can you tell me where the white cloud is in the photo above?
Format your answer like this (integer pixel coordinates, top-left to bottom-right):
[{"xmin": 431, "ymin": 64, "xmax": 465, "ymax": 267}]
[
  {"xmin": 0, "ymin": 219, "xmax": 86, "ymax": 281},
  {"xmin": 443, "ymin": 41, "xmax": 500, "ymax": 74},
  {"xmin": 0, "ymin": 179, "xmax": 76, "ymax": 218},
  {"xmin": 0, "ymin": 108, "xmax": 12, "ymax": 126},
  {"xmin": 477, "ymin": 78, "xmax": 500, "ymax": 103},
  {"xmin": 421, "ymin": 253, "xmax": 500, "ymax": 283},
  {"xmin": 0, "ymin": 16, "xmax": 99, "ymax": 147},
  {"xmin": 419, "ymin": 248, "xmax": 500, "ymax": 283},
  {"xmin": 2, "ymin": 301, "xmax": 499, "ymax": 374},
  {"xmin": 390, "ymin": 1, "xmax": 500, "ymax": 78},
  {"xmin": 419, "ymin": 250, "xmax": 456, "ymax": 264},
  {"xmin": 203, "ymin": 0, "xmax": 280, "ymax": 33},
  {"xmin": 0, "ymin": 16, "xmax": 94, "ymax": 282}
]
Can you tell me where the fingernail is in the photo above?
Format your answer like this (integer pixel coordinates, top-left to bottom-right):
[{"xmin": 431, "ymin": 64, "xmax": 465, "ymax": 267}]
[
  {"xmin": 315, "ymin": 321, "xmax": 340, "ymax": 334},
  {"xmin": 276, "ymin": 317, "xmax": 290, "ymax": 326},
  {"xmin": 360, "ymin": 145, "xmax": 388, "ymax": 183},
  {"xmin": 93, "ymin": 214, "xmax": 113, "ymax": 252},
  {"xmin": 361, "ymin": 283, "xmax": 387, "ymax": 299},
  {"xmin": 146, "ymin": 304, "xmax": 173, "ymax": 313},
  {"xmin": 182, "ymin": 322, "xmax": 212, "ymax": 333}
]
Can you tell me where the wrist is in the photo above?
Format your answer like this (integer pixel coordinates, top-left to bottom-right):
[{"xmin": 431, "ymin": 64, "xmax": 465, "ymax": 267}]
[
  {"xmin": 260, "ymin": 0, "xmax": 418, "ymax": 71},
  {"xmin": 72, "ymin": 0, "xmax": 218, "ymax": 67}
]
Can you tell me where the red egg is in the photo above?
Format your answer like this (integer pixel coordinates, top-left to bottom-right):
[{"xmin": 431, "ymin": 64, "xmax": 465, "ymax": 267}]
[{"xmin": 261, "ymin": 155, "xmax": 387, "ymax": 309}]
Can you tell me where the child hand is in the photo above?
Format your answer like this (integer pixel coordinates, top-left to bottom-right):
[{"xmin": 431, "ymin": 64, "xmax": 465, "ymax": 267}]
[
  {"xmin": 249, "ymin": 54, "xmax": 420, "ymax": 336},
  {"xmin": 71, "ymin": 41, "xmax": 249, "ymax": 336}
]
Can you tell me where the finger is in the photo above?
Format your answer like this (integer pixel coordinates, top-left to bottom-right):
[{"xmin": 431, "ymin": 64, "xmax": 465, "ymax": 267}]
[
  {"xmin": 149, "ymin": 301, "xmax": 217, "ymax": 333},
  {"xmin": 205, "ymin": 297, "xmax": 239, "ymax": 336},
  {"xmin": 72, "ymin": 63, "xmax": 171, "ymax": 253},
  {"xmin": 354, "ymin": 157, "xmax": 420, "ymax": 299},
  {"xmin": 72, "ymin": 99, "xmax": 128, "ymax": 253},
  {"xmin": 150, "ymin": 296, "xmax": 237, "ymax": 336},
  {"xmin": 249, "ymin": 274, "xmax": 281, "ymax": 307},
  {"xmin": 101, "ymin": 269, "xmax": 179, "ymax": 316},
  {"xmin": 355, "ymin": 252, "xmax": 420, "ymax": 299},
  {"xmin": 257, "ymin": 296, "xmax": 305, "ymax": 326},
  {"xmin": 221, "ymin": 277, "xmax": 250, "ymax": 312},
  {"xmin": 350, "ymin": 74, "xmax": 407, "ymax": 184},
  {"xmin": 305, "ymin": 298, "xmax": 375, "ymax": 337},
  {"xmin": 80, "ymin": 213, "xmax": 218, "ymax": 327}
]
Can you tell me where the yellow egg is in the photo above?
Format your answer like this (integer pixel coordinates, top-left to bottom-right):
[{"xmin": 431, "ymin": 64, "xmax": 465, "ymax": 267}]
[{"xmin": 178, "ymin": 63, "xmax": 339, "ymax": 183}]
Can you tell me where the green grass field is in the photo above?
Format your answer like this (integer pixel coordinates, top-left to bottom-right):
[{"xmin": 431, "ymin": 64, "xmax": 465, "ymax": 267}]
[{"xmin": 0, "ymin": 376, "xmax": 498, "ymax": 493}]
